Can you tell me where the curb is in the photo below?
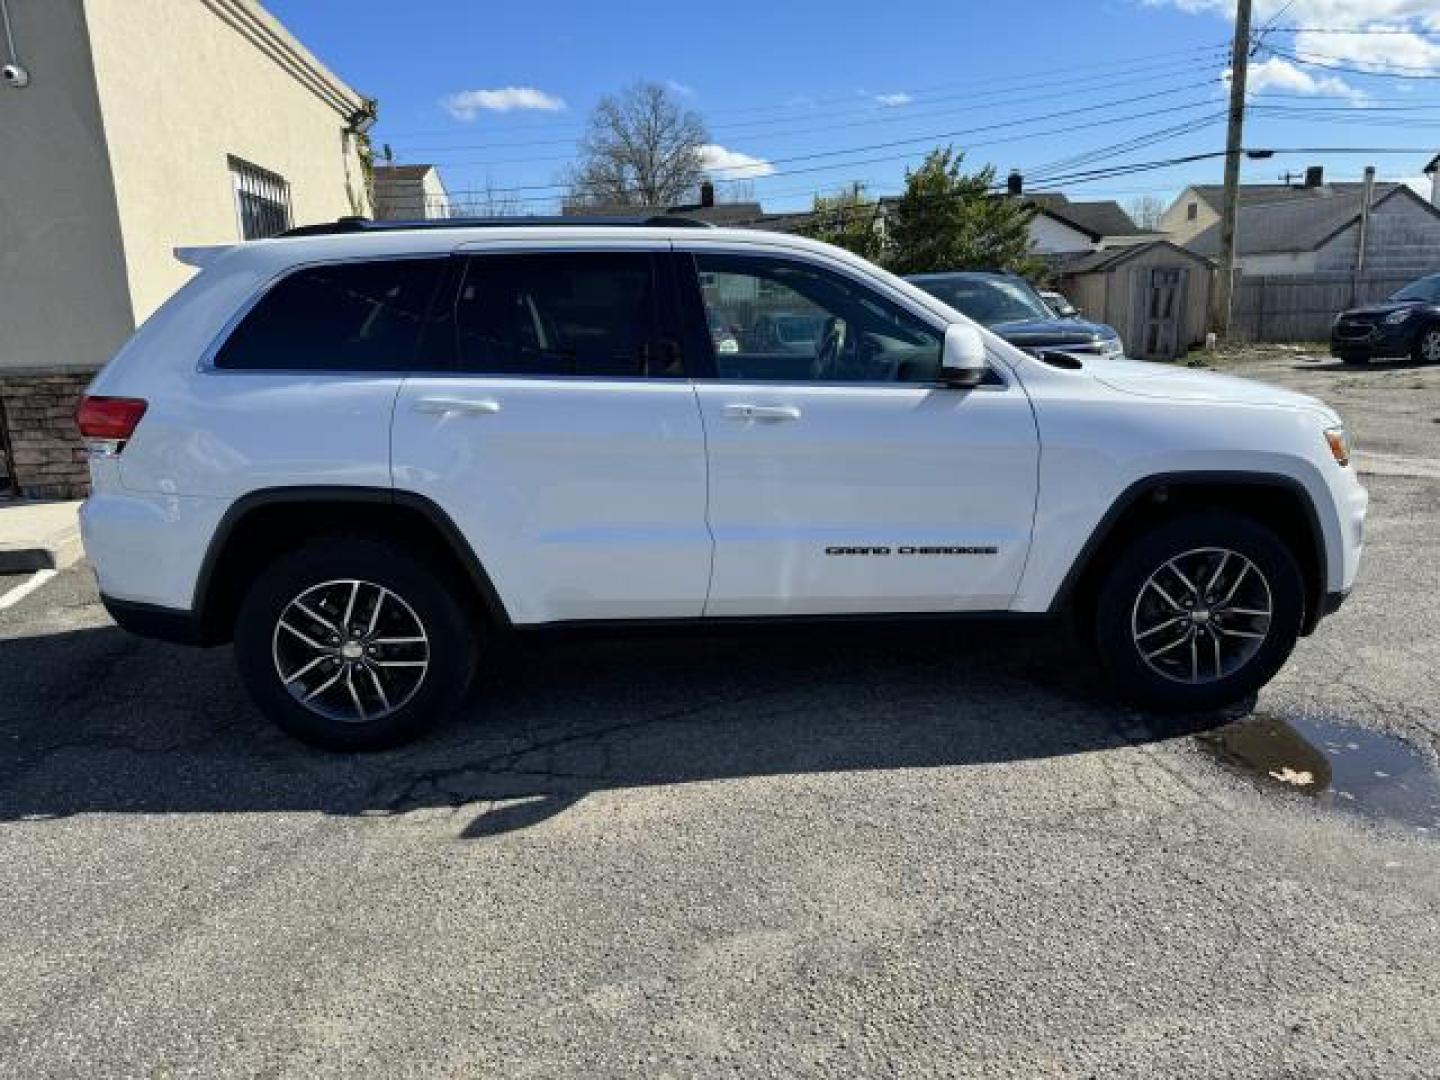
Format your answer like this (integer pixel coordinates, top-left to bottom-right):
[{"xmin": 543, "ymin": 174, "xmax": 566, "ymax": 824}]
[{"xmin": 0, "ymin": 501, "xmax": 84, "ymax": 574}]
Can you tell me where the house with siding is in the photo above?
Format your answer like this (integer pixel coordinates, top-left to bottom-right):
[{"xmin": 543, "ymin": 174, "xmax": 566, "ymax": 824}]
[
  {"xmin": 0, "ymin": 0, "xmax": 373, "ymax": 498},
  {"xmin": 1024, "ymin": 194, "xmax": 1158, "ymax": 259},
  {"xmin": 1182, "ymin": 182, "xmax": 1440, "ymax": 278},
  {"xmin": 373, "ymin": 164, "xmax": 453, "ymax": 221}
]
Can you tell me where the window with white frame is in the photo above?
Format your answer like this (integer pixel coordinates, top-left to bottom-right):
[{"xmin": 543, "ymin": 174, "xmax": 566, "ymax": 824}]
[{"xmin": 229, "ymin": 155, "xmax": 292, "ymax": 240}]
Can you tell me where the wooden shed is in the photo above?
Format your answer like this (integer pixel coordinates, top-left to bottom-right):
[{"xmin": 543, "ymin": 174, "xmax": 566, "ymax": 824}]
[{"xmin": 1057, "ymin": 241, "xmax": 1214, "ymax": 360}]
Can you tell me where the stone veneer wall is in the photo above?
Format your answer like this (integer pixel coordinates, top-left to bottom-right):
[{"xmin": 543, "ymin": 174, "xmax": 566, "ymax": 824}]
[{"xmin": 0, "ymin": 370, "xmax": 95, "ymax": 499}]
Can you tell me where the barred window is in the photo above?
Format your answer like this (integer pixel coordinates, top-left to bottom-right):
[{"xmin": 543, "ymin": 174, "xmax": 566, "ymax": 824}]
[{"xmin": 229, "ymin": 156, "xmax": 292, "ymax": 240}]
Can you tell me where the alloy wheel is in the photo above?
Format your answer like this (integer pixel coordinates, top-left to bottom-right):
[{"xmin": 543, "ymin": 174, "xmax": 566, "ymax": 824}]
[
  {"xmin": 1130, "ymin": 547, "xmax": 1273, "ymax": 685},
  {"xmin": 1421, "ymin": 328, "xmax": 1440, "ymax": 364},
  {"xmin": 271, "ymin": 579, "xmax": 430, "ymax": 723}
]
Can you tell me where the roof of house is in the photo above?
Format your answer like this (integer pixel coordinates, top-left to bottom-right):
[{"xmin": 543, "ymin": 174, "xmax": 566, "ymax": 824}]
[
  {"xmin": 1061, "ymin": 239, "xmax": 1213, "ymax": 275},
  {"xmin": 1425, "ymin": 153, "xmax": 1440, "ymax": 174},
  {"xmin": 1183, "ymin": 183, "xmax": 1434, "ymax": 257},
  {"xmin": 374, "ymin": 164, "xmax": 437, "ymax": 182},
  {"xmin": 1185, "ymin": 181, "xmax": 1392, "ymax": 213},
  {"xmin": 1026, "ymin": 194, "xmax": 1153, "ymax": 239}
]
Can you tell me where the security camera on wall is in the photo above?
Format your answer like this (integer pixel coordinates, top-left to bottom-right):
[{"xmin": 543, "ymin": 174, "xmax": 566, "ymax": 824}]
[{"xmin": 1, "ymin": 63, "xmax": 29, "ymax": 88}]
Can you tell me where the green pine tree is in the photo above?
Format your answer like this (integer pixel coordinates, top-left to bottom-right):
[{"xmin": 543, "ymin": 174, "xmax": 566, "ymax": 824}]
[
  {"xmin": 883, "ymin": 148, "xmax": 1041, "ymax": 278},
  {"xmin": 800, "ymin": 182, "xmax": 884, "ymax": 261}
]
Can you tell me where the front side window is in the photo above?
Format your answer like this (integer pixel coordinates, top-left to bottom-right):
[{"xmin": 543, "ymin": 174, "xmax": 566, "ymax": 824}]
[
  {"xmin": 454, "ymin": 253, "xmax": 676, "ymax": 377},
  {"xmin": 690, "ymin": 253, "xmax": 941, "ymax": 383},
  {"xmin": 214, "ymin": 258, "xmax": 445, "ymax": 371}
]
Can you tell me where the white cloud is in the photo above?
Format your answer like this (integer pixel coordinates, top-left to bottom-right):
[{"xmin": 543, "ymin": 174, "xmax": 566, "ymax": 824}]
[
  {"xmin": 1143, "ymin": 0, "xmax": 1440, "ymax": 23},
  {"xmin": 697, "ymin": 144, "xmax": 776, "ymax": 180},
  {"xmin": 874, "ymin": 92, "xmax": 913, "ymax": 107},
  {"xmin": 1149, "ymin": 0, "xmax": 1440, "ymax": 86},
  {"xmin": 666, "ymin": 80, "xmax": 696, "ymax": 97},
  {"xmin": 442, "ymin": 86, "xmax": 566, "ymax": 120},
  {"xmin": 1230, "ymin": 55, "xmax": 1368, "ymax": 100},
  {"xmin": 1295, "ymin": 27, "xmax": 1440, "ymax": 73}
]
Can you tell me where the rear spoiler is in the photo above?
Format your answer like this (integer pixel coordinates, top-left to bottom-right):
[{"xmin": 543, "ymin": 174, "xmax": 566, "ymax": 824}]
[{"xmin": 174, "ymin": 245, "xmax": 235, "ymax": 269}]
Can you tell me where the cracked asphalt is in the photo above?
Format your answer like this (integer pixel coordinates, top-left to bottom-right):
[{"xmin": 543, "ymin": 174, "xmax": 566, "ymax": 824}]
[{"xmin": 2, "ymin": 355, "xmax": 1439, "ymax": 1078}]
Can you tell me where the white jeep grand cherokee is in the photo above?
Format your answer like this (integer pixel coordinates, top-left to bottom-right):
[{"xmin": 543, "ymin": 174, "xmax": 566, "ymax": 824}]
[{"xmin": 77, "ymin": 218, "xmax": 1367, "ymax": 749}]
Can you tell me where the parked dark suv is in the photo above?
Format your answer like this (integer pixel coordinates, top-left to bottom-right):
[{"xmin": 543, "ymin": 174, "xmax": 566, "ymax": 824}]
[
  {"xmin": 907, "ymin": 271, "xmax": 1124, "ymax": 357},
  {"xmin": 1331, "ymin": 272, "xmax": 1440, "ymax": 365}
]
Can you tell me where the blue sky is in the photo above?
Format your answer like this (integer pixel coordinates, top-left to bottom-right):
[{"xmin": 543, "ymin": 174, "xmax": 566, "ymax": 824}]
[{"xmin": 267, "ymin": 0, "xmax": 1440, "ymax": 215}]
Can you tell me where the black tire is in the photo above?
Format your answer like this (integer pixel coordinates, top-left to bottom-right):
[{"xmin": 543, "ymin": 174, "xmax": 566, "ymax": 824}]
[
  {"xmin": 1339, "ymin": 353, "xmax": 1368, "ymax": 366},
  {"xmin": 234, "ymin": 534, "xmax": 477, "ymax": 750},
  {"xmin": 1092, "ymin": 512, "xmax": 1304, "ymax": 713},
  {"xmin": 1412, "ymin": 325, "xmax": 1440, "ymax": 366}
]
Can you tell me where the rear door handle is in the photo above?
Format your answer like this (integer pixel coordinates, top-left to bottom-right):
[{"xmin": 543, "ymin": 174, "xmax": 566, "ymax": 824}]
[
  {"xmin": 413, "ymin": 396, "xmax": 501, "ymax": 416},
  {"xmin": 723, "ymin": 404, "xmax": 801, "ymax": 422}
]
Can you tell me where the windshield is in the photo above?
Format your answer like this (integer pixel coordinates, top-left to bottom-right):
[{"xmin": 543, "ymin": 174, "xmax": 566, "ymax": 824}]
[
  {"xmin": 1390, "ymin": 276, "xmax": 1440, "ymax": 304},
  {"xmin": 914, "ymin": 276, "xmax": 1052, "ymax": 325}
]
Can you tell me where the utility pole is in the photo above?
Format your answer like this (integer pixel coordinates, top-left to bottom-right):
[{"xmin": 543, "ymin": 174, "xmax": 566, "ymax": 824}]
[
  {"xmin": 1209, "ymin": 0, "xmax": 1253, "ymax": 338},
  {"xmin": 1355, "ymin": 165, "xmax": 1376, "ymax": 274}
]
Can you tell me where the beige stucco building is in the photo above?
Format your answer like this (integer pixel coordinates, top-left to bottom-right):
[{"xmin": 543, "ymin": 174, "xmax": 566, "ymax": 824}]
[{"xmin": 0, "ymin": 0, "xmax": 372, "ymax": 497}]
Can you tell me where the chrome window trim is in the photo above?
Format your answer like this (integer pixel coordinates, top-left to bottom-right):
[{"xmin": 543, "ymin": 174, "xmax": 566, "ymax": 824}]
[{"xmin": 195, "ymin": 243, "xmax": 1015, "ymax": 393}]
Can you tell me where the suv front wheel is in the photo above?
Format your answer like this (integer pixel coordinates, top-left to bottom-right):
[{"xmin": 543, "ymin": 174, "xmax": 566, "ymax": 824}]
[
  {"xmin": 1093, "ymin": 512, "xmax": 1304, "ymax": 712},
  {"xmin": 234, "ymin": 535, "xmax": 477, "ymax": 750}
]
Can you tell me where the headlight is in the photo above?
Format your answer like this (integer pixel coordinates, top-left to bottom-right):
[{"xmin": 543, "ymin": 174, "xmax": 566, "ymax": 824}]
[
  {"xmin": 1099, "ymin": 337, "xmax": 1124, "ymax": 356},
  {"xmin": 1384, "ymin": 308, "xmax": 1415, "ymax": 325},
  {"xmin": 1324, "ymin": 426, "xmax": 1352, "ymax": 467}
]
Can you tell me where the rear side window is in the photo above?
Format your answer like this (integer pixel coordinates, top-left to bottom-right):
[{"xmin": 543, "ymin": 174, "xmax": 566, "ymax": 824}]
[
  {"xmin": 214, "ymin": 258, "xmax": 445, "ymax": 371},
  {"xmin": 454, "ymin": 252, "xmax": 676, "ymax": 377}
]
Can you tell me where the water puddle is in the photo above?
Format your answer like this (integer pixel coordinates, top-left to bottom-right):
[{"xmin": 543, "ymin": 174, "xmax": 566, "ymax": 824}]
[{"xmin": 1197, "ymin": 713, "xmax": 1440, "ymax": 834}]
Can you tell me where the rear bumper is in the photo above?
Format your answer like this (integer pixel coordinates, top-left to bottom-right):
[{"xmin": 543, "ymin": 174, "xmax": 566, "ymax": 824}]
[
  {"xmin": 101, "ymin": 594, "xmax": 207, "ymax": 646},
  {"xmin": 79, "ymin": 490, "xmax": 226, "ymax": 611}
]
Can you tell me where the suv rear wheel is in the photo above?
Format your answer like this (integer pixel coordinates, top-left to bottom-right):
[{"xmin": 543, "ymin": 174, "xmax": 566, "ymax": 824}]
[
  {"xmin": 234, "ymin": 535, "xmax": 477, "ymax": 750},
  {"xmin": 1092, "ymin": 512, "xmax": 1304, "ymax": 712}
]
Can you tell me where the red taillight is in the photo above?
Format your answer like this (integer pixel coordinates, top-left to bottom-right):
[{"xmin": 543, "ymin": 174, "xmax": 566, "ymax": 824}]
[{"xmin": 75, "ymin": 395, "xmax": 148, "ymax": 446}]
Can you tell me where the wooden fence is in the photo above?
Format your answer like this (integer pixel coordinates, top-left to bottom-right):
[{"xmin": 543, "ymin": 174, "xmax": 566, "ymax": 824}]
[{"xmin": 1230, "ymin": 272, "xmax": 1417, "ymax": 343}]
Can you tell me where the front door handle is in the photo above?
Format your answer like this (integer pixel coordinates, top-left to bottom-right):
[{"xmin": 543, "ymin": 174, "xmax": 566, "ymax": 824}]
[
  {"xmin": 723, "ymin": 404, "xmax": 801, "ymax": 422},
  {"xmin": 413, "ymin": 396, "xmax": 501, "ymax": 416}
]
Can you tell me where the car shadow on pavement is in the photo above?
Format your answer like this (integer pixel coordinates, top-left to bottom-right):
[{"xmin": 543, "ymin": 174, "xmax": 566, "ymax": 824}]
[
  {"xmin": 0, "ymin": 621, "xmax": 1225, "ymax": 837},
  {"xmin": 1293, "ymin": 357, "xmax": 1430, "ymax": 373}
]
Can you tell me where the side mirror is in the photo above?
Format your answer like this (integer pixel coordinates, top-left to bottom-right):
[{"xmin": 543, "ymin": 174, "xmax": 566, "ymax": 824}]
[{"xmin": 940, "ymin": 323, "xmax": 988, "ymax": 387}]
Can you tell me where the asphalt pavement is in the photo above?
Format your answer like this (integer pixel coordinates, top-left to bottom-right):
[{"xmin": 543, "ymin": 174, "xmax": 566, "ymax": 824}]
[{"xmin": 2, "ymin": 354, "xmax": 1438, "ymax": 1078}]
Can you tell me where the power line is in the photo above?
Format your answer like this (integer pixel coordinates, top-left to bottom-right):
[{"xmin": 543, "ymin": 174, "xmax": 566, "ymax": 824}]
[
  {"xmin": 374, "ymin": 41, "xmax": 1232, "ymax": 140},
  {"xmin": 1027, "ymin": 114, "xmax": 1226, "ymax": 181},
  {"xmin": 397, "ymin": 66, "xmax": 1226, "ymax": 164},
  {"xmin": 427, "ymin": 141, "xmax": 1438, "ymax": 218},
  {"xmin": 417, "ymin": 88, "xmax": 1226, "ymax": 194},
  {"xmin": 1269, "ymin": 26, "xmax": 1440, "ymax": 36},
  {"xmin": 431, "ymin": 96, "xmax": 1228, "ymax": 198},
  {"xmin": 1264, "ymin": 46, "xmax": 1440, "ymax": 79}
]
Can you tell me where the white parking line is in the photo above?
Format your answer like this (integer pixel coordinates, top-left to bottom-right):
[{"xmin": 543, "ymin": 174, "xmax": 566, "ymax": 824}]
[{"xmin": 0, "ymin": 569, "xmax": 58, "ymax": 612}]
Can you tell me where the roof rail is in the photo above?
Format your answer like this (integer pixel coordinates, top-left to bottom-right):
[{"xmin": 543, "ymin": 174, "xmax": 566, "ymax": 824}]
[{"xmin": 277, "ymin": 214, "xmax": 715, "ymax": 238}]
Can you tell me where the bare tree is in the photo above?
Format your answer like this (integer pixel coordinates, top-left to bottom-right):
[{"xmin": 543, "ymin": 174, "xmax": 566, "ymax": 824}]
[
  {"xmin": 568, "ymin": 82, "xmax": 710, "ymax": 208},
  {"xmin": 451, "ymin": 174, "xmax": 525, "ymax": 218},
  {"xmin": 1127, "ymin": 194, "xmax": 1167, "ymax": 231}
]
